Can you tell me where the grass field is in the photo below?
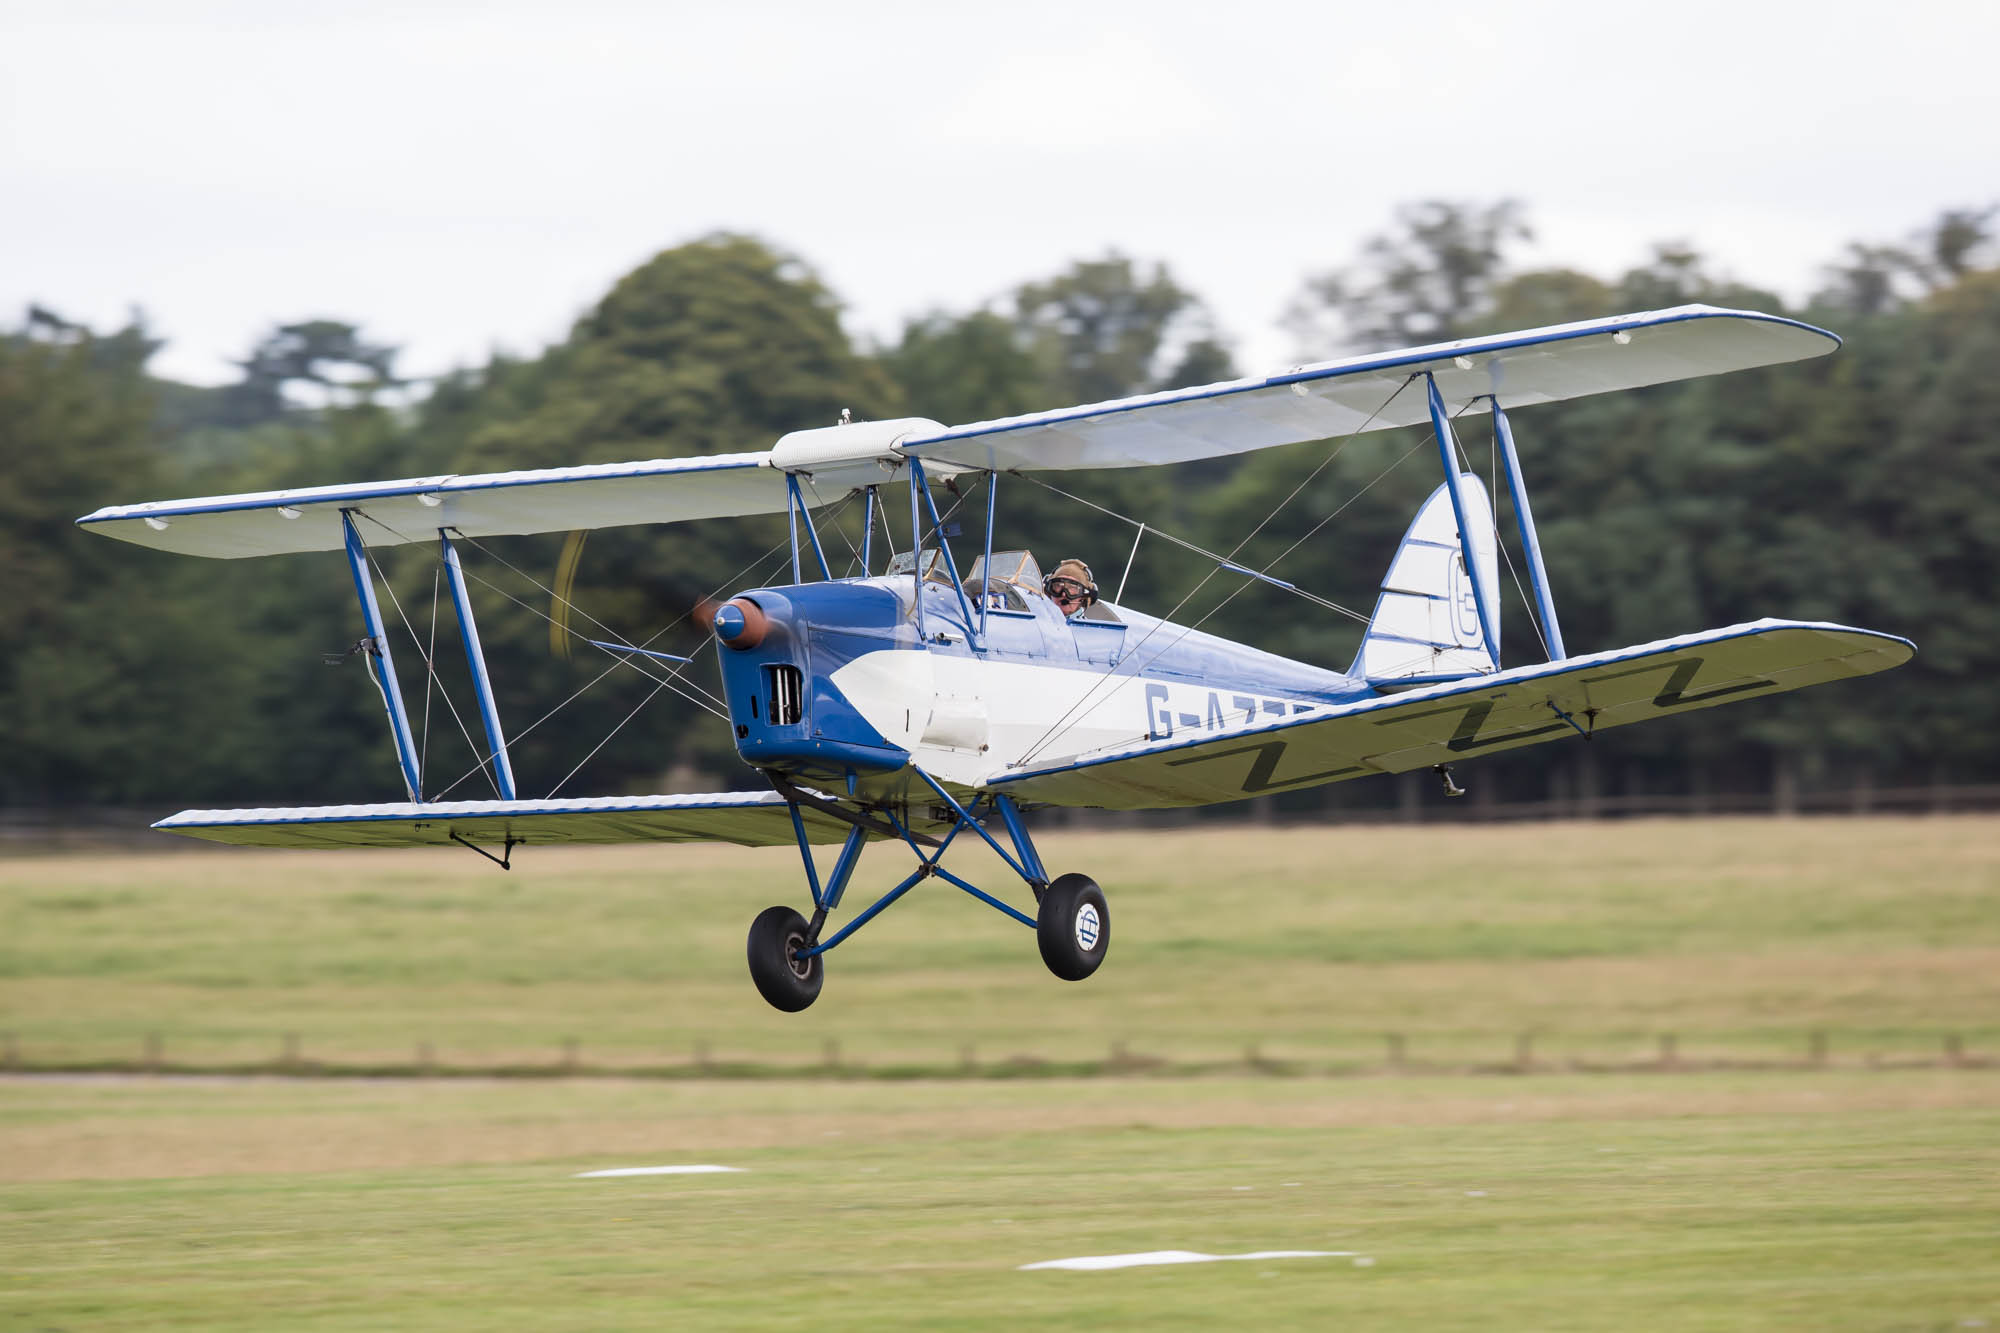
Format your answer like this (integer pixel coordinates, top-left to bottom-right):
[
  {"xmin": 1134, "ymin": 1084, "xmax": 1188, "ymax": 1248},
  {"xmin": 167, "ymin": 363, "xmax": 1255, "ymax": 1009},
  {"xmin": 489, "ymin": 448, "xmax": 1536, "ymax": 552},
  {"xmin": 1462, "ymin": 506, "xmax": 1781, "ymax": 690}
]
[
  {"xmin": 3, "ymin": 816, "xmax": 1997, "ymax": 1070},
  {"xmin": 3, "ymin": 1072, "xmax": 1998, "ymax": 1329},
  {"xmin": 3, "ymin": 816, "xmax": 1998, "ymax": 1327}
]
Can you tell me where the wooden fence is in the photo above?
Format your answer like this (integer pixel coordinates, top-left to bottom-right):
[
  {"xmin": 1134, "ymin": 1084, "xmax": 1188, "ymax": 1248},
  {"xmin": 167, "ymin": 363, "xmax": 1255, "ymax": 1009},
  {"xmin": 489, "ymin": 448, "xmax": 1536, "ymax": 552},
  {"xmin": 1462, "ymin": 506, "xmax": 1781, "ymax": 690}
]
[{"xmin": 1, "ymin": 1029, "xmax": 1988, "ymax": 1081}]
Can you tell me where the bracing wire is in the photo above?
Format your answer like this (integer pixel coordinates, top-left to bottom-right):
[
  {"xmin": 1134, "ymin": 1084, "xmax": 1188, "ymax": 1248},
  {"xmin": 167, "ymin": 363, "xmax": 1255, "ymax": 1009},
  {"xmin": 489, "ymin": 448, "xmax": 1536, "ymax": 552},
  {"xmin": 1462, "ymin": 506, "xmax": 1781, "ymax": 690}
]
[
  {"xmin": 349, "ymin": 497, "xmax": 851, "ymax": 803},
  {"xmin": 1019, "ymin": 429, "xmax": 1435, "ymax": 766},
  {"xmin": 351, "ymin": 509, "xmax": 726, "ymax": 754},
  {"xmin": 1002, "ymin": 375, "xmax": 1420, "ymax": 767},
  {"xmin": 422, "ymin": 535, "xmax": 801, "ymax": 803},
  {"xmin": 1219, "ymin": 396, "xmax": 1513, "ymax": 690},
  {"xmin": 421, "ymin": 522, "xmax": 821, "ymax": 803},
  {"xmin": 798, "ymin": 475, "xmax": 867, "ymax": 573},
  {"xmin": 446, "ymin": 532, "xmax": 724, "ymax": 701},
  {"xmin": 452, "ymin": 561, "xmax": 728, "ymax": 709},
  {"xmin": 545, "ymin": 678, "xmax": 671, "ymax": 800},
  {"xmin": 1015, "ymin": 474, "xmax": 1373, "ymax": 627},
  {"xmin": 1155, "ymin": 397, "xmax": 1498, "ymax": 696},
  {"xmin": 362, "ymin": 543, "xmax": 504, "ymax": 798}
]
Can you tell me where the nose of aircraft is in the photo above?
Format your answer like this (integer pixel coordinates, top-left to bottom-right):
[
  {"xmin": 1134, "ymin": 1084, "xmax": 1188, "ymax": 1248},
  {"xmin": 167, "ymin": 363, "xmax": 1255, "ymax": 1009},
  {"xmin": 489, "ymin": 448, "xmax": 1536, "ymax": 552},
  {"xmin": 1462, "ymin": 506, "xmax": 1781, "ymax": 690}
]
[{"xmin": 713, "ymin": 596, "xmax": 770, "ymax": 650}]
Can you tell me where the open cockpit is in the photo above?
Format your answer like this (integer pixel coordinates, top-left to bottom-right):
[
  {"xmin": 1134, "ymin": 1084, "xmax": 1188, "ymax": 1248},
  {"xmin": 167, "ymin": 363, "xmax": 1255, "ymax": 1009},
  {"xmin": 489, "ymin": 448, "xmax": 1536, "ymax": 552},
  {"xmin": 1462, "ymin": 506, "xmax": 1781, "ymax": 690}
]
[{"xmin": 886, "ymin": 546, "xmax": 1123, "ymax": 624}]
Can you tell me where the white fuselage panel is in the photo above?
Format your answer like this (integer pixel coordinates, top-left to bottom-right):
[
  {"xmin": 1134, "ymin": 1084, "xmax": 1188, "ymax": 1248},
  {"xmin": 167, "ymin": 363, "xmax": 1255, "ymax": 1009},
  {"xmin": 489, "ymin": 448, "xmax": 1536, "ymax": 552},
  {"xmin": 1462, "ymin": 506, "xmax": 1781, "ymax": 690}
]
[{"xmin": 828, "ymin": 650, "xmax": 1327, "ymax": 787}]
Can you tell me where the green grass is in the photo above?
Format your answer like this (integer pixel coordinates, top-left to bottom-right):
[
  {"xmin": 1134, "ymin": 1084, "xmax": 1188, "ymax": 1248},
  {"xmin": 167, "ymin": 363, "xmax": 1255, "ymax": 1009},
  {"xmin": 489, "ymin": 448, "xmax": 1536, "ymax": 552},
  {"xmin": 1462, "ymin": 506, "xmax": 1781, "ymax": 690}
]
[
  {"xmin": 3, "ymin": 1073, "xmax": 1997, "ymax": 1330},
  {"xmin": 4, "ymin": 818, "xmax": 1998, "ymax": 1328},
  {"xmin": 3, "ymin": 816, "xmax": 1998, "ymax": 1070}
]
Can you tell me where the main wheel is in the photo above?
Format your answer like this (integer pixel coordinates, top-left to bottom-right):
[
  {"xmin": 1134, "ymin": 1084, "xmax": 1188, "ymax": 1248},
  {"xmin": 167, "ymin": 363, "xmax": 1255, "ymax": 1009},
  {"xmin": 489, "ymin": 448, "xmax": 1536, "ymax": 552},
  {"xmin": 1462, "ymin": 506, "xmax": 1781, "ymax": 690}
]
[
  {"xmin": 747, "ymin": 905, "xmax": 823, "ymax": 1012},
  {"xmin": 1037, "ymin": 873, "xmax": 1109, "ymax": 981}
]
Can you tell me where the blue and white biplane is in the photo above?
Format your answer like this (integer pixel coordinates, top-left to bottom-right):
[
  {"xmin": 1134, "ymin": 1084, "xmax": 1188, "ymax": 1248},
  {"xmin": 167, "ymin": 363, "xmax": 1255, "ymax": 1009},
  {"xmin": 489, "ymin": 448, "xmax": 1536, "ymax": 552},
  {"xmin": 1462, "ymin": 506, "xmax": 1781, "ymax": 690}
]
[{"xmin": 80, "ymin": 306, "xmax": 1913, "ymax": 1010}]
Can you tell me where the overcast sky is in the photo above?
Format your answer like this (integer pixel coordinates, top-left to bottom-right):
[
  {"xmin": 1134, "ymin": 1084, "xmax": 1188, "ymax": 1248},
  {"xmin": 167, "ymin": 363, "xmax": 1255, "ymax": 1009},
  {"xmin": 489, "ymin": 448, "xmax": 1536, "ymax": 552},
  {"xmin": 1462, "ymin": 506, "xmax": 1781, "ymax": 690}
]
[{"xmin": 5, "ymin": 0, "xmax": 1996, "ymax": 390}]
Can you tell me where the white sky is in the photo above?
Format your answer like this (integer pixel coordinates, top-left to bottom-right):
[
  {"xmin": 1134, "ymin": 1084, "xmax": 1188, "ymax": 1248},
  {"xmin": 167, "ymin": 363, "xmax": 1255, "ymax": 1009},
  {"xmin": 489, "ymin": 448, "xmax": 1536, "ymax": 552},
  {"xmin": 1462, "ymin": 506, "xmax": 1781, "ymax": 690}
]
[{"xmin": 4, "ymin": 0, "xmax": 1997, "ymax": 388}]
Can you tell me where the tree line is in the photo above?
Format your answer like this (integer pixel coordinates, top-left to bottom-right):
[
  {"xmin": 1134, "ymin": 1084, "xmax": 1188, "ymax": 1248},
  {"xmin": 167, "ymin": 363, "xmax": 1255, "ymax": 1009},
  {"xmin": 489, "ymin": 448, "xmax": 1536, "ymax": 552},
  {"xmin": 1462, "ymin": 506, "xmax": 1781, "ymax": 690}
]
[{"xmin": 3, "ymin": 203, "xmax": 1995, "ymax": 812}]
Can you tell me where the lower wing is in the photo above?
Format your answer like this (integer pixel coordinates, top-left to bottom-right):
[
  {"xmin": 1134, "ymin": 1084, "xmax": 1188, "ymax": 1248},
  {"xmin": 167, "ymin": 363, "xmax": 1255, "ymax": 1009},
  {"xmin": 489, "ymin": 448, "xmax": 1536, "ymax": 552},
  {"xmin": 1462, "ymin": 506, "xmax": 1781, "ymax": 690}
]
[
  {"xmin": 988, "ymin": 620, "xmax": 1913, "ymax": 810},
  {"xmin": 155, "ymin": 791, "xmax": 871, "ymax": 849}
]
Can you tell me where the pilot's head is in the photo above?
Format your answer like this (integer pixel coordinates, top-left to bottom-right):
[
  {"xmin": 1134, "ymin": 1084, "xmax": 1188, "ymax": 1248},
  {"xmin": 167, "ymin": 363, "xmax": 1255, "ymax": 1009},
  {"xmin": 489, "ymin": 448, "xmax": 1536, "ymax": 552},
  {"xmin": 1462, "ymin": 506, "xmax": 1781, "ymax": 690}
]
[{"xmin": 1044, "ymin": 559, "xmax": 1098, "ymax": 617}]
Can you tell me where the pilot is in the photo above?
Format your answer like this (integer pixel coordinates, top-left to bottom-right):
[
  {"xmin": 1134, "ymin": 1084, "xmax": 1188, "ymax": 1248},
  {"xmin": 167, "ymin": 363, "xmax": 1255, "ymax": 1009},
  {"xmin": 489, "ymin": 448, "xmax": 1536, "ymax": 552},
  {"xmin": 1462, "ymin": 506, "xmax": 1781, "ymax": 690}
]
[{"xmin": 1043, "ymin": 558, "xmax": 1099, "ymax": 618}]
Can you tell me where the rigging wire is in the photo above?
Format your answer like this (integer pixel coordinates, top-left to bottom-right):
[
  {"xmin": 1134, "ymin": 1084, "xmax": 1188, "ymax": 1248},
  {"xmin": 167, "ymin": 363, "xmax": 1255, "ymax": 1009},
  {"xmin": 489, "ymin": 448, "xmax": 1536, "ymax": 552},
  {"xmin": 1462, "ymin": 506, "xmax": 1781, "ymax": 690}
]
[
  {"xmin": 1140, "ymin": 396, "xmax": 1502, "ymax": 702},
  {"xmin": 798, "ymin": 474, "xmax": 867, "ymax": 574},
  {"xmin": 349, "ymin": 508, "xmax": 727, "ymax": 767},
  {"xmin": 1004, "ymin": 375, "xmax": 1420, "ymax": 768},
  {"xmin": 545, "ymin": 677, "xmax": 672, "ymax": 800},
  {"xmin": 421, "ymin": 524, "xmax": 819, "ymax": 802},
  {"xmin": 423, "ymin": 538, "xmax": 800, "ymax": 802},
  {"xmin": 361, "ymin": 542, "xmax": 504, "ymax": 799},
  {"xmin": 1131, "ymin": 395, "xmax": 1507, "ymax": 710},
  {"xmin": 1028, "ymin": 429, "xmax": 1437, "ymax": 764},
  {"xmin": 453, "ymin": 562, "xmax": 726, "ymax": 710},
  {"xmin": 1015, "ymin": 474, "xmax": 1372, "ymax": 626},
  {"xmin": 350, "ymin": 498, "xmax": 846, "ymax": 803},
  {"xmin": 445, "ymin": 532, "xmax": 725, "ymax": 703}
]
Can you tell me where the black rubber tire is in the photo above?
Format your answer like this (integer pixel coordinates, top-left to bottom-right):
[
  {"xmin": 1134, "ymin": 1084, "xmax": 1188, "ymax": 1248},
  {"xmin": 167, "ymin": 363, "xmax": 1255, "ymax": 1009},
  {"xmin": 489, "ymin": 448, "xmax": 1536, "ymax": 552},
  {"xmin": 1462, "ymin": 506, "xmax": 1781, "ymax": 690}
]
[
  {"xmin": 747, "ymin": 905, "xmax": 823, "ymax": 1012},
  {"xmin": 1037, "ymin": 873, "xmax": 1109, "ymax": 981}
]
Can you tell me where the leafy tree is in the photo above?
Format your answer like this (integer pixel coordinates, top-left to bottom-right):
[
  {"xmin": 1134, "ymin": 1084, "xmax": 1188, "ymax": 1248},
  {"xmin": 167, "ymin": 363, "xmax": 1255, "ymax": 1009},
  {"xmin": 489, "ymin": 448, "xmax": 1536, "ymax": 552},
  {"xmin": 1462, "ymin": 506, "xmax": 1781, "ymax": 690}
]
[
  {"xmin": 1912, "ymin": 205, "xmax": 1997, "ymax": 286},
  {"xmin": 1814, "ymin": 242, "xmax": 1926, "ymax": 316},
  {"xmin": 221, "ymin": 320, "xmax": 403, "ymax": 425},
  {"xmin": 880, "ymin": 310, "xmax": 1044, "ymax": 426},
  {"xmin": 1483, "ymin": 268, "xmax": 1618, "ymax": 331},
  {"xmin": 1284, "ymin": 199, "xmax": 1532, "ymax": 354},
  {"xmin": 1011, "ymin": 253, "xmax": 1232, "ymax": 405},
  {"xmin": 1814, "ymin": 206, "xmax": 1997, "ymax": 316}
]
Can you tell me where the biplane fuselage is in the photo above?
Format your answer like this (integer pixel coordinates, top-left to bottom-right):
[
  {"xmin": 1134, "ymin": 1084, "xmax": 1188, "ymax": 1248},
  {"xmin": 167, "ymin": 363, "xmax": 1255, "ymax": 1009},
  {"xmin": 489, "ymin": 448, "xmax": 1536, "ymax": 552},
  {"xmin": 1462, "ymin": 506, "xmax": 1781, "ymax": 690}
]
[{"xmin": 713, "ymin": 574, "xmax": 1354, "ymax": 803}]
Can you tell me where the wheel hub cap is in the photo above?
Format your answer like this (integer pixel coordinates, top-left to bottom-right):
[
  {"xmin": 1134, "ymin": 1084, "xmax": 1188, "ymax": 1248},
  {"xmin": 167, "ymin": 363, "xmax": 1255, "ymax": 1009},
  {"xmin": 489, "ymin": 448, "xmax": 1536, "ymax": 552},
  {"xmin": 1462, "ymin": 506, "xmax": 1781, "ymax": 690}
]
[{"xmin": 1074, "ymin": 903, "xmax": 1101, "ymax": 951}]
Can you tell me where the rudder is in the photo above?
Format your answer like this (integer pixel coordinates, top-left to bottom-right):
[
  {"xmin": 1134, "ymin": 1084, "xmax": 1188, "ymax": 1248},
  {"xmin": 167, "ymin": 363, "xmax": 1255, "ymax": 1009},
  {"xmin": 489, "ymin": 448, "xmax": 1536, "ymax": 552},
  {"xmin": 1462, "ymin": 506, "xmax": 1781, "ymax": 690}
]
[{"xmin": 1351, "ymin": 474, "xmax": 1499, "ymax": 683}]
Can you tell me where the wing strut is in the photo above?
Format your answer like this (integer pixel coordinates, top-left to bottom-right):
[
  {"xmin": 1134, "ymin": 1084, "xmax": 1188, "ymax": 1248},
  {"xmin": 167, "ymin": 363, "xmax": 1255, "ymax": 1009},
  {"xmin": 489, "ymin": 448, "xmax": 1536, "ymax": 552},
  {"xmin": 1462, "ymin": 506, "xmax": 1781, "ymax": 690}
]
[
  {"xmin": 911, "ymin": 460, "xmax": 981, "ymax": 648},
  {"xmin": 1424, "ymin": 375, "xmax": 1501, "ymax": 668},
  {"xmin": 786, "ymin": 474, "xmax": 833, "ymax": 582},
  {"xmin": 860, "ymin": 486, "xmax": 878, "ymax": 574},
  {"xmin": 439, "ymin": 529, "xmax": 518, "ymax": 800},
  {"xmin": 342, "ymin": 510, "xmax": 423, "ymax": 801},
  {"xmin": 1488, "ymin": 399, "xmax": 1566, "ymax": 661}
]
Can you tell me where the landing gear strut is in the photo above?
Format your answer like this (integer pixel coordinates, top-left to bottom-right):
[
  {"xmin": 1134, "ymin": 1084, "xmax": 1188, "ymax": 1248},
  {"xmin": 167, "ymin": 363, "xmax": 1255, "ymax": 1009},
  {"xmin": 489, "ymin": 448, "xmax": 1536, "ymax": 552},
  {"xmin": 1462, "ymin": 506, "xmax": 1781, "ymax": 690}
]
[{"xmin": 745, "ymin": 769, "xmax": 1105, "ymax": 1011}]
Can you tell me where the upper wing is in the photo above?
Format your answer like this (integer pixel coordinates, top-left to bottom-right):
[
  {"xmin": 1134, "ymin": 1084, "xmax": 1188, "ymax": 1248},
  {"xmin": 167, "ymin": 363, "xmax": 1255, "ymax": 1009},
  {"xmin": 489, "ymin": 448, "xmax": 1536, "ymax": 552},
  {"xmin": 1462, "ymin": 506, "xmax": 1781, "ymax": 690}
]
[
  {"xmin": 77, "ymin": 417, "xmax": 950, "ymax": 560},
  {"xmin": 154, "ymin": 790, "xmax": 876, "ymax": 849},
  {"xmin": 80, "ymin": 308, "xmax": 1829, "ymax": 558},
  {"xmin": 903, "ymin": 305, "xmax": 1837, "ymax": 473},
  {"xmin": 76, "ymin": 452, "xmax": 787, "ymax": 559},
  {"xmin": 987, "ymin": 620, "xmax": 1912, "ymax": 811}
]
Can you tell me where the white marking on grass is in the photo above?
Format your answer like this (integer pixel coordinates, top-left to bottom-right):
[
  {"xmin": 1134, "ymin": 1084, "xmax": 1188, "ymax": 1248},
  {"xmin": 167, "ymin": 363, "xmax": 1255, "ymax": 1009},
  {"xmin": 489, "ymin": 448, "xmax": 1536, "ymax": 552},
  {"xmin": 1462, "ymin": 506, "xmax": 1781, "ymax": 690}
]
[
  {"xmin": 1020, "ymin": 1250, "xmax": 1356, "ymax": 1272},
  {"xmin": 573, "ymin": 1165, "xmax": 745, "ymax": 1178}
]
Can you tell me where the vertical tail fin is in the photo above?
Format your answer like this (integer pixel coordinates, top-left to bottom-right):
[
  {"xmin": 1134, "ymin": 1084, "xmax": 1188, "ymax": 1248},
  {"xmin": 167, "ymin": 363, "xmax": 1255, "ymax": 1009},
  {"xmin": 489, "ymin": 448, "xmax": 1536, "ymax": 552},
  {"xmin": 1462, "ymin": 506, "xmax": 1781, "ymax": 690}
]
[{"xmin": 1351, "ymin": 474, "xmax": 1499, "ymax": 683}]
